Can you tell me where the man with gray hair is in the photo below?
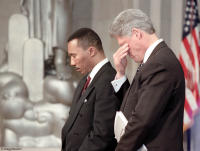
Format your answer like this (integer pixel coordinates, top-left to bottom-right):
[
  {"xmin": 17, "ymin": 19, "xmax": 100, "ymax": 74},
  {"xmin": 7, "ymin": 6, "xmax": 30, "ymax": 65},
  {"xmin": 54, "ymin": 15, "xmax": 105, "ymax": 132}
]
[{"xmin": 110, "ymin": 9, "xmax": 185, "ymax": 151}]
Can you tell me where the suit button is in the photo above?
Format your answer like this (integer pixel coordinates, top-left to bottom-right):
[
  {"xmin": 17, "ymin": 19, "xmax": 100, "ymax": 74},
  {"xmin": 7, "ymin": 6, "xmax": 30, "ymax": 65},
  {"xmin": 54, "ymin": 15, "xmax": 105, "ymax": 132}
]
[{"xmin": 79, "ymin": 113, "xmax": 83, "ymax": 117}]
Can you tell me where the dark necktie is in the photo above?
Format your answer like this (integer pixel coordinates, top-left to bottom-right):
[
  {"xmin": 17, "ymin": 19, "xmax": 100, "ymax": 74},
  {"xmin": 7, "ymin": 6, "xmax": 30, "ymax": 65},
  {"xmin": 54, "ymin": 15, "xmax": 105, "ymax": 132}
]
[{"xmin": 82, "ymin": 76, "xmax": 91, "ymax": 94}]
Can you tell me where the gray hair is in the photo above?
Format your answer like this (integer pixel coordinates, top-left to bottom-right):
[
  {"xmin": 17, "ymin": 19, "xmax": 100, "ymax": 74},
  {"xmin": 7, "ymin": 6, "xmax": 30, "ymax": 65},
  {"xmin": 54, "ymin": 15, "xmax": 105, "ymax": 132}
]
[{"xmin": 109, "ymin": 9, "xmax": 155, "ymax": 36}]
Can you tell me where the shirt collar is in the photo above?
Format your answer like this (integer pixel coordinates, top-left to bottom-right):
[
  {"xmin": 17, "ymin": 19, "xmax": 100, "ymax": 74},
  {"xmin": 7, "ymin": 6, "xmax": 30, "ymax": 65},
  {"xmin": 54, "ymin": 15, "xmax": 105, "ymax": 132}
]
[
  {"xmin": 143, "ymin": 39, "xmax": 163, "ymax": 63},
  {"xmin": 89, "ymin": 58, "xmax": 109, "ymax": 83}
]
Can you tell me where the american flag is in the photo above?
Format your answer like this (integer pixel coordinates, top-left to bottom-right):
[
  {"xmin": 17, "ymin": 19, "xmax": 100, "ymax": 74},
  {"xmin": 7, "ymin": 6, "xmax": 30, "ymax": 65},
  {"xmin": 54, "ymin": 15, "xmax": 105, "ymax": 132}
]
[{"xmin": 179, "ymin": 0, "xmax": 200, "ymax": 131}]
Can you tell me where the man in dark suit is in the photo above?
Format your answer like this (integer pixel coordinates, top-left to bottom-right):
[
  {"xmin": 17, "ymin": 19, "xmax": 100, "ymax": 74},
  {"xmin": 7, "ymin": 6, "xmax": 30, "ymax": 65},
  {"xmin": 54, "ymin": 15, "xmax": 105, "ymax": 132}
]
[
  {"xmin": 61, "ymin": 28, "xmax": 120, "ymax": 151},
  {"xmin": 109, "ymin": 9, "xmax": 185, "ymax": 151}
]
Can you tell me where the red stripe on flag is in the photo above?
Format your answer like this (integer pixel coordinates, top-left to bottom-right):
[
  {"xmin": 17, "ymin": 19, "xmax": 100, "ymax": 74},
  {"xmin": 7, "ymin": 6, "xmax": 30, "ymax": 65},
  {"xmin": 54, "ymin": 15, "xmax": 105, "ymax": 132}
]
[
  {"xmin": 179, "ymin": 55, "xmax": 193, "ymax": 81},
  {"xmin": 191, "ymin": 29, "xmax": 200, "ymax": 66},
  {"xmin": 183, "ymin": 37, "xmax": 196, "ymax": 67},
  {"xmin": 194, "ymin": 82, "xmax": 200, "ymax": 106}
]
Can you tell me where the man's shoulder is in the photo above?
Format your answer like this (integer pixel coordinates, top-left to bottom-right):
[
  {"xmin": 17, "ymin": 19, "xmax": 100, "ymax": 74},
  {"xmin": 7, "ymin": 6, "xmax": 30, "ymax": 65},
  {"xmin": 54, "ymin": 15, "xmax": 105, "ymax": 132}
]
[
  {"xmin": 92, "ymin": 66, "xmax": 116, "ymax": 89},
  {"xmin": 100, "ymin": 64, "xmax": 116, "ymax": 80}
]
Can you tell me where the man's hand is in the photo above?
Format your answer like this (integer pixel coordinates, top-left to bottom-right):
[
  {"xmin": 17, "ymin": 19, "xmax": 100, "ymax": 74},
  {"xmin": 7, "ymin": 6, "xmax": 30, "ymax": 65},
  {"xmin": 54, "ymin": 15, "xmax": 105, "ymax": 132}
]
[{"xmin": 113, "ymin": 44, "xmax": 129, "ymax": 79}]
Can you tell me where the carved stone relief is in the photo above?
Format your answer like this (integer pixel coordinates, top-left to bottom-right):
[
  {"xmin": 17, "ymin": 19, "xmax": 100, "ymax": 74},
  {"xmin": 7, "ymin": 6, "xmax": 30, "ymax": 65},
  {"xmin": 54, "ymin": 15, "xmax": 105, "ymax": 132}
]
[{"xmin": 0, "ymin": 0, "xmax": 78, "ymax": 148}]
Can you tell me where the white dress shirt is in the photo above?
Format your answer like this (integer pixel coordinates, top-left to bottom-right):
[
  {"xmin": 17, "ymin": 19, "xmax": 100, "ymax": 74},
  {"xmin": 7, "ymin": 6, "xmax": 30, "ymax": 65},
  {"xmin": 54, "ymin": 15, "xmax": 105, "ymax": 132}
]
[
  {"xmin": 111, "ymin": 39, "xmax": 163, "ymax": 92},
  {"xmin": 88, "ymin": 58, "xmax": 109, "ymax": 85}
]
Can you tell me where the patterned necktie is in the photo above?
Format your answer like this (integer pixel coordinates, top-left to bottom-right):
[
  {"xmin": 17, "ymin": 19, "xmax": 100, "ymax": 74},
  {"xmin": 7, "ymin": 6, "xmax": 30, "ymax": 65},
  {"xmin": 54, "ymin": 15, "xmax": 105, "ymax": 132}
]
[{"xmin": 82, "ymin": 76, "xmax": 91, "ymax": 94}]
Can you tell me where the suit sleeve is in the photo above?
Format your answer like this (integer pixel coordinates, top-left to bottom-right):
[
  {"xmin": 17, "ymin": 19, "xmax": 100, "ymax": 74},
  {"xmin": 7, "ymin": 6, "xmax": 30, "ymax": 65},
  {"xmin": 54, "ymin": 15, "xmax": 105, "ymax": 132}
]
[
  {"xmin": 116, "ymin": 63, "xmax": 175, "ymax": 151},
  {"xmin": 115, "ymin": 79, "xmax": 130, "ymax": 102},
  {"xmin": 78, "ymin": 77, "xmax": 119, "ymax": 151}
]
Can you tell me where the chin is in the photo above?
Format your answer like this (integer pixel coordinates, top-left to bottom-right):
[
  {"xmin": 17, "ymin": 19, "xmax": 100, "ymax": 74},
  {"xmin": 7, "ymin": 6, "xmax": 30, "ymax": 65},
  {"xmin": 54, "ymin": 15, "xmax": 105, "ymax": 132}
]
[
  {"xmin": 132, "ymin": 57, "xmax": 141, "ymax": 63},
  {"xmin": 80, "ymin": 71, "xmax": 85, "ymax": 75}
]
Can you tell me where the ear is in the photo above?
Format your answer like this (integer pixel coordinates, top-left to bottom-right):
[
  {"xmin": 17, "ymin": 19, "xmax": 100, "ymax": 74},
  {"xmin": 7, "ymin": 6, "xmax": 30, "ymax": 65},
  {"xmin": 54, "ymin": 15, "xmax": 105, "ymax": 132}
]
[
  {"xmin": 132, "ymin": 28, "xmax": 142, "ymax": 40},
  {"xmin": 87, "ymin": 46, "xmax": 97, "ymax": 57}
]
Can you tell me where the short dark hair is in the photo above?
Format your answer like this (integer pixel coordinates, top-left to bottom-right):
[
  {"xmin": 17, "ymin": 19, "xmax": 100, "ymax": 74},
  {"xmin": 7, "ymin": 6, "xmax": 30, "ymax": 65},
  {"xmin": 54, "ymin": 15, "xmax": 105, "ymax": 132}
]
[{"xmin": 67, "ymin": 28, "xmax": 103, "ymax": 51}]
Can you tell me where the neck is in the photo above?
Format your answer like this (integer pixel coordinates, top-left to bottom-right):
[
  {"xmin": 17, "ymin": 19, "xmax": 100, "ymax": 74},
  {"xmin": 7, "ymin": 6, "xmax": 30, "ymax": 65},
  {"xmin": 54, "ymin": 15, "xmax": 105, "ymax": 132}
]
[
  {"xmin": 147, "ymin": 33, "xmax": 159, "ymax": 47},
  {"xmin": 90, "ymin": 52, "xmax": 106, "ymax": 69},
  {"xmin": 95, "ymin": 52, "xmax": 106, "ymax": 64},
  {"xmin": 140, "ymin": 33, "xmax": 159, "ymax": 62}
]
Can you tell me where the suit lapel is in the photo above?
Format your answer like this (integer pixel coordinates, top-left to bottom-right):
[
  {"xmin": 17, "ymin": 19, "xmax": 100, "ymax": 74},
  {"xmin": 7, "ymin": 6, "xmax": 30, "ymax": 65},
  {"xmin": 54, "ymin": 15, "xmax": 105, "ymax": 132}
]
[
  {"xmin": 136, "ymin": 41, "xmax": 167, "ymax": 73},
  {"xmin": 120, "ymin": 75, "xmax": 137, "ymax": 112},
  {"xmin": 65, "ymin": 86, "xmax": 94, "ymax": 133},
  {"xmin": 62, "ymin": 76, "xmax": 86, "ymax": 134},
  {"xmin": 147, "ymin": 41, "xmax": 167, "ymax": 61},
  {"xmin": 65, "ymin": 62, "xmax": 111, "ymax": 133},
  {"xmin": 89, "ymin": 62, "xmax": 111, "ymax": 87},
  {"xmin": 73, "ymin": 75, "xmax": 87, "ymax": 103}
]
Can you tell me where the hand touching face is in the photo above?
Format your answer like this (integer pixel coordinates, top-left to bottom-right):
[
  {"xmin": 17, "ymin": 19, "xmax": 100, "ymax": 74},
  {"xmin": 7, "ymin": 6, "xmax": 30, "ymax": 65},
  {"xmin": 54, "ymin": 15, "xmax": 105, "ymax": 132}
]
[{"xmin": 113, "ymin": 43, "xmax": 130, "ymax": 79}]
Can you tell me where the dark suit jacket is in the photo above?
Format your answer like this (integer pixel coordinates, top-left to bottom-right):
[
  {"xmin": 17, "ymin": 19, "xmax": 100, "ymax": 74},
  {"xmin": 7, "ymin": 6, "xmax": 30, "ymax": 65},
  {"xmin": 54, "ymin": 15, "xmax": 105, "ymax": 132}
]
[
  {"xmin": 61, "ymin": 62, "xmax": 121, "ymax": 151},
  {"xmin": 116, "ymin": 42, "xmax": 185, "ymax": 151}
]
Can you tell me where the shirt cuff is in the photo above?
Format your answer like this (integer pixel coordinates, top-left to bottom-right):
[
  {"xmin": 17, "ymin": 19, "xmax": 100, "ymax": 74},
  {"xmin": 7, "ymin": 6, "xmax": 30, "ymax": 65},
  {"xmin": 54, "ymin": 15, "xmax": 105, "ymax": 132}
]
[{"xmin": 111, "ymin": 76, "xmax": 127, "ymax": 92}]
